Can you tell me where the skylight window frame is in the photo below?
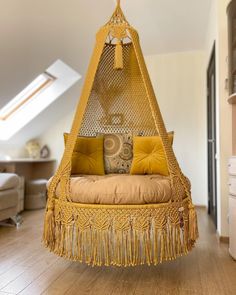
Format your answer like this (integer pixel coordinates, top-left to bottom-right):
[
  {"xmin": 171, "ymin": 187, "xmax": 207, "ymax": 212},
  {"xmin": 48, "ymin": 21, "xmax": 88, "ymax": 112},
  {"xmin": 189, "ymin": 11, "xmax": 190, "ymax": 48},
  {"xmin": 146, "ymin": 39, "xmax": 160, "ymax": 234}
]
[
  {"xmin": 0, "ymin": 59, "xmax": 81, "ymax": 141},
  {"xmin": 0, "ymin": 72, "xmax": 56, "ymax": 121}
]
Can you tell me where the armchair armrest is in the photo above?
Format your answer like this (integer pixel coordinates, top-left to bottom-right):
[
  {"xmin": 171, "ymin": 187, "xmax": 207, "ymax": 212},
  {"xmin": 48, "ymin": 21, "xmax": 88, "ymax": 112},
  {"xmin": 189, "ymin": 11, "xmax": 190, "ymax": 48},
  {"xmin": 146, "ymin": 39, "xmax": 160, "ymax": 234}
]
[{"xmin": 0, "ymin": 173, "xmax": 19, "ymax": 191}]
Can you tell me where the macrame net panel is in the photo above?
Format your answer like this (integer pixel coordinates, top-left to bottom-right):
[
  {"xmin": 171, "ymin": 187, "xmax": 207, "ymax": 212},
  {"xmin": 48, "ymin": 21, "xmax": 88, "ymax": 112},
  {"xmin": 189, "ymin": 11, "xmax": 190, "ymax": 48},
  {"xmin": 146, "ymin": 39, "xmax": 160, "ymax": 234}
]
[{"xmin": 79, "ymin": 42, "xmax": 158, "ymax": 136}]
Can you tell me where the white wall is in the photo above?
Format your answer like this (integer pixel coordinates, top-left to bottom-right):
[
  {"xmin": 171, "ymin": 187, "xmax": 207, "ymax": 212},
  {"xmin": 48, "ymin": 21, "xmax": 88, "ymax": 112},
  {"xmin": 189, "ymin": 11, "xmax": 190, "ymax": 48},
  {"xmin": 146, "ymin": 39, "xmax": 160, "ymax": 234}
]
[
  {"xmin": 205, "ymin": 0, "xmax": 232, "ymax": 237},
  {"xmin": 40, "ymin": 109, "xmax": 74, "ymax": 163},
  {"xmin": 146, "ymin": 51, "xmax": 207, "ymax": 206}
]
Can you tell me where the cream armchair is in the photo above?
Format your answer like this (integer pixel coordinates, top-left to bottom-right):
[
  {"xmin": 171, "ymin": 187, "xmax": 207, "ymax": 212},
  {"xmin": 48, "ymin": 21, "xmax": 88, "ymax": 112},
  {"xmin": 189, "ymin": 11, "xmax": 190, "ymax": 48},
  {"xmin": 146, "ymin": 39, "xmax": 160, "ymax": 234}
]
[{"xmin": 0, "ymin": 173, "xmax": 20, "ymax": 226}]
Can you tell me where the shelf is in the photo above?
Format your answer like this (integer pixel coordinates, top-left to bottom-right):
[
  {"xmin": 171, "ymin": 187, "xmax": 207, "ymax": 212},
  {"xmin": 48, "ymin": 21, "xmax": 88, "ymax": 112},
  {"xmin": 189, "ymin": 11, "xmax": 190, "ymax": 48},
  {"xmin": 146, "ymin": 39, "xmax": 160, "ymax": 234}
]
[
  {"xmin": 228, "ymin": 92, "xmax": 236, "ymax": 104},
  {"xmin": 0, "ymin": 158, "xmax": 56, "ymax": 164}
]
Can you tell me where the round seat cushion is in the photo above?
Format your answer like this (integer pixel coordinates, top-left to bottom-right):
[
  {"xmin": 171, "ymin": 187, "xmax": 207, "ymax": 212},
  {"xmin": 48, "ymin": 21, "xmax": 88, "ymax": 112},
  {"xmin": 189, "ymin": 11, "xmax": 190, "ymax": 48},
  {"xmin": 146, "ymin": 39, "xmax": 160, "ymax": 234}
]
[
  {"xmin": 53, "ymin": 174, "xmax": 173, "ymax": 205},
  {"xmin": 26, "ymin": 179, "xmax": 48, "ymax": 194}
]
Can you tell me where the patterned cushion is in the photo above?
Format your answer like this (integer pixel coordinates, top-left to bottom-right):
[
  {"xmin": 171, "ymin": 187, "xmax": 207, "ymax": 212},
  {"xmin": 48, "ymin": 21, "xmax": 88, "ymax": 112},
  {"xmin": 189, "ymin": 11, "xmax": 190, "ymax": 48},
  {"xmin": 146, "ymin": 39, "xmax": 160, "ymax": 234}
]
[{"xmin": 103, "ymin": 133, "xmax": 133, "ymax": 174}]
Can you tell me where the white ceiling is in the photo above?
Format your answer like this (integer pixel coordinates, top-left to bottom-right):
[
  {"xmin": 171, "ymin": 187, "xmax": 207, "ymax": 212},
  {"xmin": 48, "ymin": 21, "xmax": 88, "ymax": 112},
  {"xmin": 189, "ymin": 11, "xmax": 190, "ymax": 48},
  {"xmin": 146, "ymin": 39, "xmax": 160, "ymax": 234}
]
[
  {"xmin": 0, "ymin": 0, "xmax": 212, "ymax": 150},
  {"xmin": 122, "ymin": 0, "xmax": 212, "ymax": 54}
]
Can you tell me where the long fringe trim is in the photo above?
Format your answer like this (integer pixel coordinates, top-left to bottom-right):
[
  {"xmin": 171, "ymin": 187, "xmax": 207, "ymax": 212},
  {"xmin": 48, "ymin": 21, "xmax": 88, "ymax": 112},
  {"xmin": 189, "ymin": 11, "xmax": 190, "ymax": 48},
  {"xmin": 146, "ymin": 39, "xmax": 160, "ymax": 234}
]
[{"xmin": 43, "ymin": 199, "xmax": 198, "ymax": 267}]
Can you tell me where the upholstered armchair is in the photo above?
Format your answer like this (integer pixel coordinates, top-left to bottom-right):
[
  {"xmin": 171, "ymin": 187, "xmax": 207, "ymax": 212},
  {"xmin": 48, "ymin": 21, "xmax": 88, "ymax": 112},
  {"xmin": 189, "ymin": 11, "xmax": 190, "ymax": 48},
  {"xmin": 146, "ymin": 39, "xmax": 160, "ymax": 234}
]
[{"xmin": 0, "ymin": 173, "xmax": 20, "ymax": 226}]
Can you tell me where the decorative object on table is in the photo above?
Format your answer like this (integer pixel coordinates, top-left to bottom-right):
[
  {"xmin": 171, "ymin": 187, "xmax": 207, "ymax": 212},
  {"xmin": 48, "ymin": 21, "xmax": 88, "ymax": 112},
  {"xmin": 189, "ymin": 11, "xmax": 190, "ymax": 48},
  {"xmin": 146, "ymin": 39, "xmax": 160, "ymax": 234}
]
[
  {"xmin": 25, "ymin": 139, "xmax": 41, "ymax": 159},
  {"xmin": 40, "ymin": 145, "xmax": 50, "ymax": 159}
]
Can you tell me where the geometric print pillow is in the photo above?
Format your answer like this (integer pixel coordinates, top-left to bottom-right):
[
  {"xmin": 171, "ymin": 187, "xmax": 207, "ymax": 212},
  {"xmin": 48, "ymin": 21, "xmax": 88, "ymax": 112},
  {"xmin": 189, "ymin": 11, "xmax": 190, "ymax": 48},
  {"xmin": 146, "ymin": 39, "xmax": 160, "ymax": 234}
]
[{"xmin": 103, "ymin": 133, "xmax": 133, "ymax": 174}]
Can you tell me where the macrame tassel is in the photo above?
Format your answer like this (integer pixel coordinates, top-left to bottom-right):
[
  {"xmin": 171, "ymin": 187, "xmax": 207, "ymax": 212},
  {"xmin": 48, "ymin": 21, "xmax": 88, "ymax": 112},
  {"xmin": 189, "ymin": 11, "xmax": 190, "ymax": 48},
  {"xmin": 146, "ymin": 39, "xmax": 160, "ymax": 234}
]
[
  {"xmin": 43, "ymin": 204, "xmax": 55, "ymax": 247},
  {"xmin": 114, "ymin": 40, "xmax": 123, "ymax": 70},
  {"xmin": 43, "ymin": 199, "xmax": 197, "ymax": 266},
  {"xmin": 188, "ymin": 204, "xmax": 199, "ymax": 242}
]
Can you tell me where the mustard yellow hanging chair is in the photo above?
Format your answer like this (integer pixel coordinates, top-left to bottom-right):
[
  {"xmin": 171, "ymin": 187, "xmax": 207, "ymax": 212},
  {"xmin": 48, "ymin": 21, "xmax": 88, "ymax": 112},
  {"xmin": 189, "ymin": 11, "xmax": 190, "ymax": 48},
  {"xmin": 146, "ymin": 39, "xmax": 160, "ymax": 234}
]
[{"xmin": 43, "ymin": 1, "xmax": 198, "ymax": 267}]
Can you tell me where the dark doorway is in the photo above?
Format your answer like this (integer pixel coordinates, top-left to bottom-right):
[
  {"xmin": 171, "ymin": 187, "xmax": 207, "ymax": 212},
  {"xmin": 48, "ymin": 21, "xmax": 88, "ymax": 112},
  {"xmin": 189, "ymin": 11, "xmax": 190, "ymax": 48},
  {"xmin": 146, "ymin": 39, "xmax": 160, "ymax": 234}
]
[{"xmin": 207, "ymin": 44, "xmax": 217, "ymax": 228}]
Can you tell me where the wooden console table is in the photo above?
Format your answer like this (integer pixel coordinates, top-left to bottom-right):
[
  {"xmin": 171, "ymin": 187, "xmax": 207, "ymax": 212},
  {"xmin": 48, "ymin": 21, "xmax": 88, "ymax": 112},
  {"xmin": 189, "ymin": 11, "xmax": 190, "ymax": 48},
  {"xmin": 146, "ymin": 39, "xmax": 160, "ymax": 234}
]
[
  {"xmin": 0, "ymin": 158, "xmax": 56, "ymax": 180},
  {"xmin": 0, "ymin": 158, "xmax": 56, "ymax": 212}
]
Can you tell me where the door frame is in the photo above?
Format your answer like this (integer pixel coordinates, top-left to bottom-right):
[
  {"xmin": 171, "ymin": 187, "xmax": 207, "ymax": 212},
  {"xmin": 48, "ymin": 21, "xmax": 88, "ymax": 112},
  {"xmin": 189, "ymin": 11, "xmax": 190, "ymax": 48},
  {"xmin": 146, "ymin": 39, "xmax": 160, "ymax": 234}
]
[{"xmin": 207, "ymin": 43, "xmax": 217, "ymax": 228}]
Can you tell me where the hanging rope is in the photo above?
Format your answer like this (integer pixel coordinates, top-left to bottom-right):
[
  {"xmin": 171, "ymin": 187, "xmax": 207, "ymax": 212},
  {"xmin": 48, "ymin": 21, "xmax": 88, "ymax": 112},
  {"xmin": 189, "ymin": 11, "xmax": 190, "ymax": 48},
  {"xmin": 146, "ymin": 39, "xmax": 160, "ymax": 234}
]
[
  {"xmin": 114, "ymin": 39, "xmax": 123, "ymax": 69},
  {"xmin": 111, "ymin": 25, "xmax": 127, "ymax": 70}
]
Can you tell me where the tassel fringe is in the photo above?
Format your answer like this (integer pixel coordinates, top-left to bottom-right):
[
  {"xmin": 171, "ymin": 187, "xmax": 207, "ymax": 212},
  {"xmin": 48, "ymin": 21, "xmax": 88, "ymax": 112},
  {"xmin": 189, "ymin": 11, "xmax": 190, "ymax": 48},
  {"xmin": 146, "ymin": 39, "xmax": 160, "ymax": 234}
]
[
  {"xmin": 42, "ymin": 199, "xmax": 198, "ymax": 267},
  {"xmin": 43, "ymin": 203, "xmax": 55, "ymax": 248},
  {"xmin": 188, "ymin": 204, "xmax": 199, "ymax": 242}
]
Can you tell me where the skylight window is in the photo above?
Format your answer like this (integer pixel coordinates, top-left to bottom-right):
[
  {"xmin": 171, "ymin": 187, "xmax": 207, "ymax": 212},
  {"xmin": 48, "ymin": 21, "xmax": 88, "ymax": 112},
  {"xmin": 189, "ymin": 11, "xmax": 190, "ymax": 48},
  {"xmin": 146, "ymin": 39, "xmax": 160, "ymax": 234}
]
[
  {"xmin": 0, "ymin": 60, "xmax": 81, "ymax": 140},
  {"xmin": 0, "ymin": 72, "xmax": 56, "ymax": 121}
]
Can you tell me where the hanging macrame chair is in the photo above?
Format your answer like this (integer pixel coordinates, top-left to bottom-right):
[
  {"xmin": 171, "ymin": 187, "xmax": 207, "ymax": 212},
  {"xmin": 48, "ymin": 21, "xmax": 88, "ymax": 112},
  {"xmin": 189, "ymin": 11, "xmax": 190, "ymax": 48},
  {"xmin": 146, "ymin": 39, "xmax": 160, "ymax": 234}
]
[{"xmin": 43, "ymin": 1, "xmax": 198, "ymax": 267}]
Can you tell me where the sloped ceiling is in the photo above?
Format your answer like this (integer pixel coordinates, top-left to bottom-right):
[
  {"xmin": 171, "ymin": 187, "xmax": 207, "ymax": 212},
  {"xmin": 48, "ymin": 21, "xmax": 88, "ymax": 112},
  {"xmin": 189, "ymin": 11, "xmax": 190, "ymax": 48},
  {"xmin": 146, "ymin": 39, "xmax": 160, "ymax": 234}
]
[{"xmin": 0, "ymin": 0, "xmax": 211, "ymax": 154}]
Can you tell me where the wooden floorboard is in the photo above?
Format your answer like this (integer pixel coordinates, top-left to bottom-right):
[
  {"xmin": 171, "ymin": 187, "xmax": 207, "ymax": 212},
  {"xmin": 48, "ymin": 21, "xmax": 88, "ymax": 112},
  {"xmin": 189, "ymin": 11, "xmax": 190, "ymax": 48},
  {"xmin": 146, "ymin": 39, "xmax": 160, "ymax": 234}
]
[{"xmin": 0, "ymin": 208, "xmax": 235, "ymax": 295}]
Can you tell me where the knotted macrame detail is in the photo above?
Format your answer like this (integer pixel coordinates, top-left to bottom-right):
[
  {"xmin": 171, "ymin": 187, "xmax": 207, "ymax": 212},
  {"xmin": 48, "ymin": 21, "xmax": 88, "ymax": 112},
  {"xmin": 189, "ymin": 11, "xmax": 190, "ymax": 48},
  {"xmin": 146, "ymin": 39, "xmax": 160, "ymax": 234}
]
[
  {"xmin": 46, "ymin": 198, "xmax": 196, "ymax": 266},
  {"xmin": 111, "ymin": 25, "xmax": 127, "ymax": 69}
]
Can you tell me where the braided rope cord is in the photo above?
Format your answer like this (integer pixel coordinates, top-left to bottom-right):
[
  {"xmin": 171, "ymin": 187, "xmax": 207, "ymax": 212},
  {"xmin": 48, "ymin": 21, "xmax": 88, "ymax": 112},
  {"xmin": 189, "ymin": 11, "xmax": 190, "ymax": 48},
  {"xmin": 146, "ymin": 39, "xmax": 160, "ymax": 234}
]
[{"xmin": 106, "ymin": 0, "xmax": 129, "ymax": 26}]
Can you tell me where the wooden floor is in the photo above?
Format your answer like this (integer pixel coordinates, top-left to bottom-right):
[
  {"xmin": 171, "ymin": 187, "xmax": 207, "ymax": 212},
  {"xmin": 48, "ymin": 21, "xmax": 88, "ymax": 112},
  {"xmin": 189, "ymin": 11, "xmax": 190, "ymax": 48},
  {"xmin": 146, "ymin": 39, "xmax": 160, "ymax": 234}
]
[{"xmin": 0, "ymin": 209, "xmax": 235, "ymax": 295}]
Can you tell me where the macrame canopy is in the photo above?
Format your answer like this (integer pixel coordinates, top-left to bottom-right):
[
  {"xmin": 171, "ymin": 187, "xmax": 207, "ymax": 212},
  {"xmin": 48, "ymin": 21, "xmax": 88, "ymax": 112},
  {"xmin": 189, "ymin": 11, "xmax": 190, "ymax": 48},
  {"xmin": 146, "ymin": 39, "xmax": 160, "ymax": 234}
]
[{"xmin": 43, "ymin": 1, "xmax": 198, "ymax": 267}]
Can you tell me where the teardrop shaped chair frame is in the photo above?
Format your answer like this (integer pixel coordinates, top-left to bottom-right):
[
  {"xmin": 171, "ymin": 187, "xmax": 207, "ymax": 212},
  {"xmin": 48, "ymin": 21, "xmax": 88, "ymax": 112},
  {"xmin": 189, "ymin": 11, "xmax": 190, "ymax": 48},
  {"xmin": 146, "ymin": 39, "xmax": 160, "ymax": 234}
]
[{"xmin": 43, "ymin": 1, "xmax": 198, "ymax": 267}]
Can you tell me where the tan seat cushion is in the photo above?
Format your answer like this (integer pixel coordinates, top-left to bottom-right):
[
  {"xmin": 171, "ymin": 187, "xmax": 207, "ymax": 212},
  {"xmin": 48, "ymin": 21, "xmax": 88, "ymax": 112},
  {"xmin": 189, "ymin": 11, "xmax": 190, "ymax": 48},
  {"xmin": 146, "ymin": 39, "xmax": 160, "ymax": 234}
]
[{"xmin": 52, "ymin": 174, "xmax": 172, "ymax": 205}]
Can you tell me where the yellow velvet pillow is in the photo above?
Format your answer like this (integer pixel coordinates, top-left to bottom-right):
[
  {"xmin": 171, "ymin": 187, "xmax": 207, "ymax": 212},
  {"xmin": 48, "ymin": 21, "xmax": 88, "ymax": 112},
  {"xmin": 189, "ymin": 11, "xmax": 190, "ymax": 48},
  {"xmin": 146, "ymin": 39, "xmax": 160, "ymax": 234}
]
[
  {"xmin": 130, "ymin": 132, "xmax": 174, "ymax": 176},
  {"xmin": 64, "ymin": 133, "xmax": 105, "ymax": 175}
]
